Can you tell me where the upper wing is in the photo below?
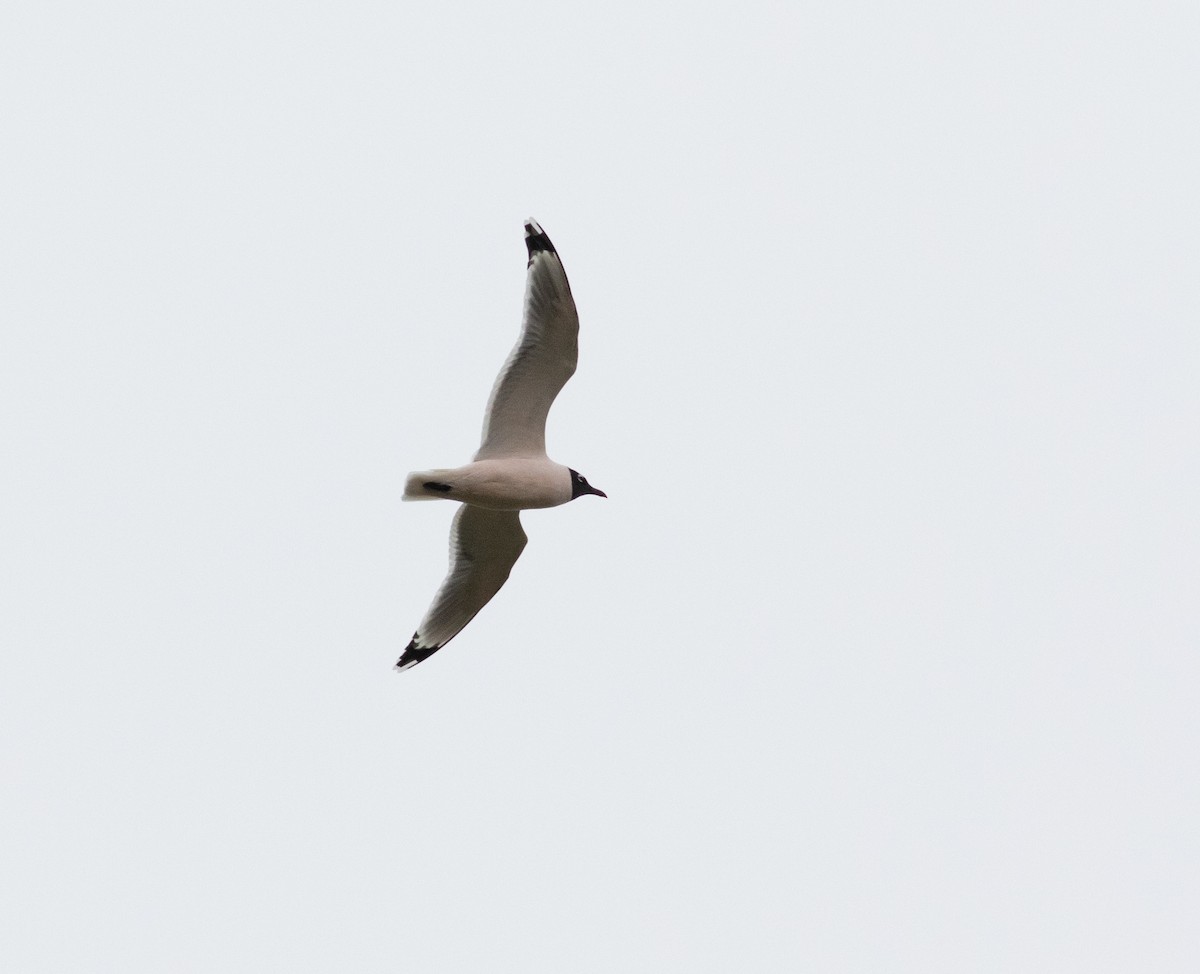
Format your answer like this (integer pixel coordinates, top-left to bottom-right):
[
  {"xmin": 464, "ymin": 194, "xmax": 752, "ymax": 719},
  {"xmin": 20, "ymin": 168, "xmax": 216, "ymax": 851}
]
[
  {"xmin": 395, "ymin": 505, "xmax": 528, "ymax": 670},
  {"xmin": 474, "ymin": 220, "xmax": 579, "ymax": 461}
]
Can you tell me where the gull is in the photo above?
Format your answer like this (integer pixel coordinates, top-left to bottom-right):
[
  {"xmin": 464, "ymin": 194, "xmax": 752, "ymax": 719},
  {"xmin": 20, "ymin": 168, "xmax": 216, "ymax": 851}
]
[{"xmin": 396, "ymin": 220, "xmax": 606, "ymax": 670}]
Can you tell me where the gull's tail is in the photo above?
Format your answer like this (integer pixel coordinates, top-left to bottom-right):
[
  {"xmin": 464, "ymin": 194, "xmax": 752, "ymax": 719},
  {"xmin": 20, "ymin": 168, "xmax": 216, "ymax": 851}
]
[{"xmin": 403, "ymin": 470, "xmax": 455, "ymax": 501}]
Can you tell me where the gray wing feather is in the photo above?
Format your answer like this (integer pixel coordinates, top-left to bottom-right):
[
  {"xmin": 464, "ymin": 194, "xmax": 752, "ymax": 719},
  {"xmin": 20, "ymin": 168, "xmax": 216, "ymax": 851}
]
[
  {"xmin": 396, "ymin": 506, "xmax": 528, "ymax": 669},
  {"xmin": 474, "ymin": 239, "xmax": 579, "ymax": 460}
]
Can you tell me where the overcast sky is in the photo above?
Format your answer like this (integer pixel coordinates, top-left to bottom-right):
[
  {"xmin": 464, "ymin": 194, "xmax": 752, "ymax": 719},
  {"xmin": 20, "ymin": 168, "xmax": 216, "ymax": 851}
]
[{"xmin": 2, "ymin": 1, "xmax": 1198, "ymax": 971}]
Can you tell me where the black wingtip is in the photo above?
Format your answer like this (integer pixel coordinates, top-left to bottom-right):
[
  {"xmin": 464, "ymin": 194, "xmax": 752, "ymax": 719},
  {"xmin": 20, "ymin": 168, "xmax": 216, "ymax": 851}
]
[
  {"xmin": 524, "ymin": 218, "xmax": 556, "ymax": 259},
  {"xmin": 395, "ymin": 633, "xmax": 441, "ymax": 671}
]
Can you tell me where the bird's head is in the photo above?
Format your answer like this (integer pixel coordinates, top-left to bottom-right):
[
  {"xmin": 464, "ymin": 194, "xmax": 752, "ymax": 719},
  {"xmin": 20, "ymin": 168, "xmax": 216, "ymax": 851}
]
[{"xmin": 568, "ymin": 469, "xmax": 607, "ymax": 500}]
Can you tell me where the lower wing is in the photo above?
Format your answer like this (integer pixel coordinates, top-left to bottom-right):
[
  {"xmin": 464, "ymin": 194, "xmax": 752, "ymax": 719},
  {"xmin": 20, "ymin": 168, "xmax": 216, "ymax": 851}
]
[{"xmin": 396, "ymin": 505, "xmax": 528, "ymax": 670}]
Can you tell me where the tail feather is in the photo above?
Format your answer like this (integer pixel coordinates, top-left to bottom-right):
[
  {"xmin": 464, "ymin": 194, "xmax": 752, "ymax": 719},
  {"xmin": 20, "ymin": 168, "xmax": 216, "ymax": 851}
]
[{"xmin": 403, "ymin": 470, "xmax": 454, "ymax": 501}]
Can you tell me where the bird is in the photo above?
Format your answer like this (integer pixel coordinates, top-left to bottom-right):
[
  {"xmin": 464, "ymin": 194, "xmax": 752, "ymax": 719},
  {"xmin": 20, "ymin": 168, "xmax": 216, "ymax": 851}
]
[{"xmin": 396, "ymin": 219, "xmax": 606, "ymax": 670}]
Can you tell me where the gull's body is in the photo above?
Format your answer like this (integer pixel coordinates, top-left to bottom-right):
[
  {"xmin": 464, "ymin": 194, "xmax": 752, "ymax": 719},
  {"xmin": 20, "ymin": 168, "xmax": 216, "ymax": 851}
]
[
  {"xmin": 403, "ymin": 457, "xmax": 575, "ymax": 511},
  {"xmin": 396, "ymin": 220, "xmax": 605, "ymax": 671}
]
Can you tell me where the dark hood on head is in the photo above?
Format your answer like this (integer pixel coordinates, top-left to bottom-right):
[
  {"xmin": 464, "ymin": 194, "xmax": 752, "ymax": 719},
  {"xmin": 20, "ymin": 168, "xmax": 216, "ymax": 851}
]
[{"xmin": 568, "ymin": 468, "xmax": 606, "ymax": 499}]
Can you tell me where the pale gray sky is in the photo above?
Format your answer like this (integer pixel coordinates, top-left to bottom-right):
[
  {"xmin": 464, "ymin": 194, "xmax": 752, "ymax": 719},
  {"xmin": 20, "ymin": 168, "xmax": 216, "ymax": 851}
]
[{"xmin": 2, "ymin": 1, "xmax": 1198, "ymax": 971}]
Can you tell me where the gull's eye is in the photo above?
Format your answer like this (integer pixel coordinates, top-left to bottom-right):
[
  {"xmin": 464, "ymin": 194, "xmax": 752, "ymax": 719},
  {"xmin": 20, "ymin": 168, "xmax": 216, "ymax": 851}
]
[{"xmin": 577, "ymin": 474, "xmax": 585, "ymax": 482}]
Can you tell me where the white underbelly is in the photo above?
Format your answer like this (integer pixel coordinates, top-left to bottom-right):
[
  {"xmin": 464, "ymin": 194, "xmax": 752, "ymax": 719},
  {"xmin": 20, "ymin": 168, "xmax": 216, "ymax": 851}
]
[{"xmin": 448, "ymin": 459, "xmax": 570, "ymax": 510}]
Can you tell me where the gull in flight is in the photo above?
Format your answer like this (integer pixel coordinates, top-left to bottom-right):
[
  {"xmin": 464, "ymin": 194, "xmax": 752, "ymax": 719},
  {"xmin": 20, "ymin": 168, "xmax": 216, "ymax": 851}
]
[{"xmin": 396, "ymin": 220, "xmax": 606, "ymax": 670}]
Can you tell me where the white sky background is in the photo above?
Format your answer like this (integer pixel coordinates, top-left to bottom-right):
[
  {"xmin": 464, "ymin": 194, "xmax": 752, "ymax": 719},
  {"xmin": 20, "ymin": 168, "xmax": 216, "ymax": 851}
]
[{"xmin": 2, "ymin": 0, "xmax": 1197, "ymax": 970}]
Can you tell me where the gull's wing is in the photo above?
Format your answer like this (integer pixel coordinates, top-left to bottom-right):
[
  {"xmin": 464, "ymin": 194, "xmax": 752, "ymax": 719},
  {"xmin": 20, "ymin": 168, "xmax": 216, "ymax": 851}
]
[
  {"xmin": 474, "ymin": 220, "xmax": 579, "ymax": 461},
  {"xmin": 395, "ymin": 505, "xmax": 528, "ymax": 670}
]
